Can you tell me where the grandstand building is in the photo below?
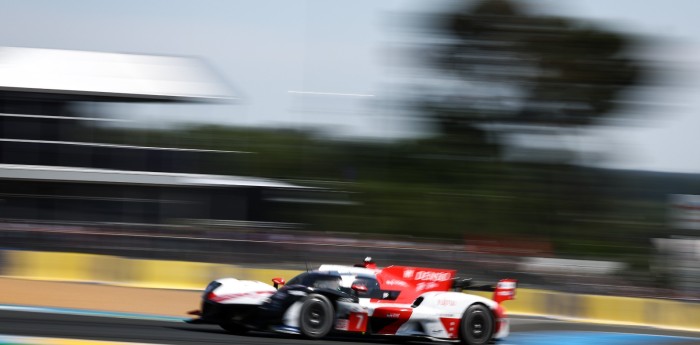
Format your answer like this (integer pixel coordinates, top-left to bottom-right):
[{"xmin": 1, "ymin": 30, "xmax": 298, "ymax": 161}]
[{"xmin": 0, "ymin": 47, "xmax": 303, "ymax": 225}]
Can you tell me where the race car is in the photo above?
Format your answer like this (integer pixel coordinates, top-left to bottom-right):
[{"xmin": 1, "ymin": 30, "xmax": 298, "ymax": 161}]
[{"xmin": 186, "ymin": 260, "xmax": 516, "ymax": 345}]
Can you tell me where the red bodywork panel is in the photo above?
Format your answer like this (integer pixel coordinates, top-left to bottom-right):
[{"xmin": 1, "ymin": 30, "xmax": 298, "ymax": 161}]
[
  {"xmin": 348, "ymin": 312, "xmax": 368, "ymax": 332},
  {"xmin": 372, "ymin": 307, "xmax": 414, "ymax": 334},
  {"xmin": 439, "ymin": 317, "xmax": 461, "ymax": 339},
  {"xmin": 336, "ymin": 312, "xmax": 369, "ymax": 332},
  {"xmin": 374, "ymin": 266, "xmax": 456, "ymax": 304}
]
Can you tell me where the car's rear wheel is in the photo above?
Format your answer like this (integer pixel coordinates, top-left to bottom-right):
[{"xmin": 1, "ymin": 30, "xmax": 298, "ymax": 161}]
[
  {"xmin": 459, "ymin": 304, "xmax": 494, "ymax": 345},
  {"xmin": 299, "ymin": 294, "xmax": 334, "ymax": 339}
]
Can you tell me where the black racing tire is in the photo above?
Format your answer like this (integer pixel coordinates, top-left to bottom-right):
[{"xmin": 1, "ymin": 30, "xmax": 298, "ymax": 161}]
[
  {"xmin": 219, "ymin": 321, "xmax": 248, "ymax": 335},
  {"xmin": 299, "ymin": 294, "xmax": 334, "ymax": 339},
  {"xmin": 459, "ymin": 304, "xmax": 494, "ymax": 345}
]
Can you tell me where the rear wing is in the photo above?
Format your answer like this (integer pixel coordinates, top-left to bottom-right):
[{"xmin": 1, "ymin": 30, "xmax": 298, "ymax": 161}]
[{"xmin": 457, "ymin": 278, "xmax": 517, "ymax": 304}]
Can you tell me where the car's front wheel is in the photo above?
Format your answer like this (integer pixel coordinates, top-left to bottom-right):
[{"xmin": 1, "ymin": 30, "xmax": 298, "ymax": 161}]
[
  {"xmin": 299, "ymin": 294, "xmax": 334, "ymax": 339},
  {"xmin": 459, "ymin": 304, "xmax": 494, "ymax": 345}
]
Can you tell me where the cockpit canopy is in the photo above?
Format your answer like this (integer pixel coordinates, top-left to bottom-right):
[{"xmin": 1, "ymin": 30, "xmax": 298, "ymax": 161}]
[{"xmin": 286, "ymin": 271, "xmax": 394, "ymax": 299}]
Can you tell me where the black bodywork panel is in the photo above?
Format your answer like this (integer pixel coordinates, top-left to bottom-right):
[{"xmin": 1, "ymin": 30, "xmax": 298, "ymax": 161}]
[{"xmin": 192, "ymin": 271, "xmax": 359, "ymax": 330}]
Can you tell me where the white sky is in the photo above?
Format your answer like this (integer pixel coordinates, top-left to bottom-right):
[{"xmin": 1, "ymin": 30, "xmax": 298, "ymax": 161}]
[{"xmin": 0, "ymin": 0, "xmax": 699, "ymax": 173}]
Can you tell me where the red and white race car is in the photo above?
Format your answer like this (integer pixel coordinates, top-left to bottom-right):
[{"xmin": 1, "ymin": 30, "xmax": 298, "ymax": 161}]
[{"xmin": 187, "ymin": 258, "xmax": 516, "ymax": 345}]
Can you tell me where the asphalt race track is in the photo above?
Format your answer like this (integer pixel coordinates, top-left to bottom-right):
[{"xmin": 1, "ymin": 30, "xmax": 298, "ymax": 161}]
[{"xmin": 0, "ymin": 310, "xmax": 698, "ymax": 345}]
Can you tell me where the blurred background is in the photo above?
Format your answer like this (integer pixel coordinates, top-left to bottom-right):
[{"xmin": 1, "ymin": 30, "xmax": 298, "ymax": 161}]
[{"xmin": 0, "ymin": 0, "xmax": 699, "ymax": 299}]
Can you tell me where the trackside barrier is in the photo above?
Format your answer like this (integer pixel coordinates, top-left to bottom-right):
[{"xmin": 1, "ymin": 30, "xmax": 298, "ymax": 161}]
[
  {"xmin": 2, "ymin": 251, "xmax": 97, "ymax": 282},
  {"xmin": 469, "ymin": 289, "xmax": 700, "ymax": 331},
  {"xmin": 0, "ymin": 250, "xmax": 698, "ymax": 331},
  {"xmin": 0, "ymin": 250, "xmax": 303, "ymax": 290}
]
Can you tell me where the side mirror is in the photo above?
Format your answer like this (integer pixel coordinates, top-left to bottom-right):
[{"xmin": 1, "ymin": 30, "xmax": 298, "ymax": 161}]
[
  {"xmin": 351, "ymin": 283, "xmax": 368, "ymax": 295},
  {"xmin": 272, "ymin": 277, "xmax": 286, "ymax": 290}
]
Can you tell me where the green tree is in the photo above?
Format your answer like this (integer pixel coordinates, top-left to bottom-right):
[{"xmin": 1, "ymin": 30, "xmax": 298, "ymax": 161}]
[
  {"xmin": 413, "ymin": 0, "xmax": 652, "ymax": 253},
  {"xmin": 422, "ymin": 0, "xmax": 643, "ymax": 157}
]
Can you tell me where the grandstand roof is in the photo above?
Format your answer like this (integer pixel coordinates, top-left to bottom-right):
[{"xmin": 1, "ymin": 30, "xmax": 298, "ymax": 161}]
[
  {"xmin": 0, "ymin": 164, "xmax": 305, "ymax": 189},
  {"xmin": 0, "ymin": 47, "xmax": 233, "ymax": 102}
]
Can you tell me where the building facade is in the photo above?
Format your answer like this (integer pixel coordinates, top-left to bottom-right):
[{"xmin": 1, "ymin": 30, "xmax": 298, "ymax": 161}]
[{"xmin": 0, "ymin": 47, "xmax": 302, "ymax": 226}]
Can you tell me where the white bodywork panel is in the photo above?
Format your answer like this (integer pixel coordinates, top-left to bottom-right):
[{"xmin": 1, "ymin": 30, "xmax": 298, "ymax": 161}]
[
  {"xmin": 409, "ymin": 292, "xmax": 499, "ymax": 339},
  {"xmin": 211, "ymin": 278, "xmax": 276, "ymax": 305},
  {"xmin": 355, "ymin": 291, "xmax": 508, "ymax": 340}
]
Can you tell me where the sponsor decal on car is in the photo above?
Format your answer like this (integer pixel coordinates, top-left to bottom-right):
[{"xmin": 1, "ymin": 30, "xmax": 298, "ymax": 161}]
[
  {"xmin": 437, "ymin": 299, "xmax": 456, "ymax": 307},
  {"xmin": 372, "ymin": 307, "xmax": 414, "ymax": 335},
  {"xmin": 336, "ymin": 313, "xmax": 368, "ymax": 332},
  {"xmin": 414, "ymin": 271, "xmax": 452, "ymax": 282},
  {"xmin": 416, "ymin": 281, "xmax": 440, "ymax": 291},
  {"xmin": 376, "ymin": 266, "xmax": 456, "ymax": 303},
  {"xmin": 385, "ymin": 279, "xmax": 409, "ymax": 287},
  {"xmin": 209, "ymin": 290, "xmax": 274, "ymax": 303},
  {"xmin": 335, "ymin": 319, "xmax": 349, "ymax": 331}
]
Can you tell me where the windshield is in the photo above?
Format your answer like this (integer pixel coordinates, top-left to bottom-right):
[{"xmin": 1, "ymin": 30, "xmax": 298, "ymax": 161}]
[
  {"xmin": 311, "ymin": 276, "xmax": 342, "ymax": 290},
  {"xmin": 286, "ymin": 272, "xmax": 342, "ymax": 290}
]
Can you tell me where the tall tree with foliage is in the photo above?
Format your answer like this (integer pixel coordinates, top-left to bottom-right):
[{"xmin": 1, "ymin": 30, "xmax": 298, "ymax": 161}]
[
  {"xmin": 413, "ymin": 0, "xmax": 651, "ymax": 251},
  {"xmin": 422, "ymin": 0, "xmax": 643, "ymax": 158}
]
